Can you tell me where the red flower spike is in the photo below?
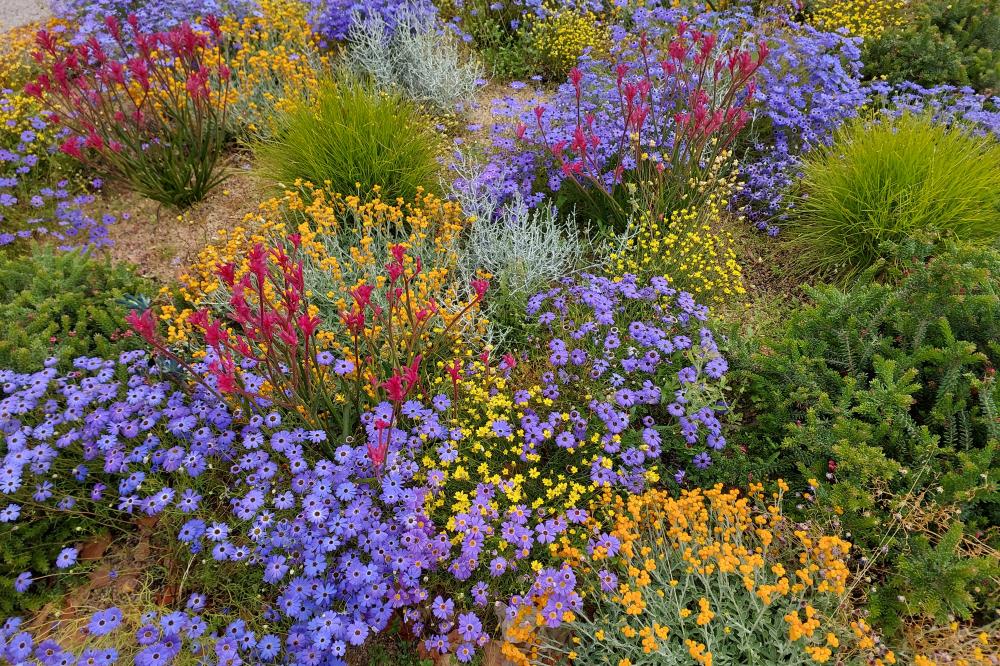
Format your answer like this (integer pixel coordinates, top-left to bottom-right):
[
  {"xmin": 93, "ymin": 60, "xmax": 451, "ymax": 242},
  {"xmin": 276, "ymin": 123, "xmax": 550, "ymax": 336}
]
[
  {"xmin": 381, "ymin": 373, "xmax": 407, "ymax": 403},
  {"xmin": 125, "ymin": 309, "xmax": 157, "ymax": 344},
  {"xmin": 217, "ymin": 262, "xmax": 236, "ymax": 287},
  {"xmin": 341, "ymin": 309, "xmax": 366, "ymax": 336},
  {"xmin": 390, "ymin": 244, "xmax": 406, "ymax": 264},
  {"xmin": 402, "ymin": 355, "xmax": 422, "ymax": 390},
  {"xmin": 187, "ymin": 309, "xmax": 208, "ymax": 329},
  {"xmin": 59, "ymin": 136, "xmax": 83, "ymax": 160},
  {"xmin": 367, "ymin": 426, "xmax": 390, "ymax": 474},
  {"xmin": 236, "ymin": 338, "xmax": 252, "ymax": 357},
  {"xmin": 278, "ymin": 323, "xmax": 298, "ymax": 347},
  {"xmin": 569, "ymin": 67, "xmax": 582, "ymax": 90},
  {"xmin": 351, "ymin": 284, "xmax": 374, "ymax": 310},
  {"xmin": 386, "ymin": 262, "xmax": 404, "ymax": 284},
  {"xmin": 248, "ymin": 243, "xmax": 268, "ymax": 283},
  {"xmin": 204, "ymin": 15, "xmax": 221, "ymax": 38},
  {"xmin": 104, "ymin": 16, "xmax": 121, "ymax": 40},
  {"xmin": 203, "ymin": 318, "xmax": 225, "ymax": 348},
  {"xmin": 757, "ymin": 40, "xmax": 770, "ymax": 63},
  {"xmin": 297, "ymin": 313, "xmax": 320, "ymax": 338},
  {"xmin": 471, "ymin": 278, "xmax": 489, "ymax": 300}
]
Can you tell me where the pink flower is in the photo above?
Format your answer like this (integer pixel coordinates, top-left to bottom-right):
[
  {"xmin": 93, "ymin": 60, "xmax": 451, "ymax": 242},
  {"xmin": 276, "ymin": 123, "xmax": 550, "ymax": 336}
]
[
  {"xmin": 59, "ymin": 136, "xmax": 83, "ymax": 159},
  {"xmin": 125, "ymin": 309, "xmax": 157, "ymax": 344},
  {"xmin": 471, "ymin": 278, "xmax": 489, "ymax": 300},
  {"xmin": 351, "ymin": 284, "xmax": 374, "ymax": 310},
  {"xmin": 297, "ymin": 313, "xmax": 320, "ymax": 338},
  {"xmin": 381, "ymin": 373, "xmax": 407, "ymax": 403},
  {"xmin": 390, "ymin": 244, "xmax": 406, "ymax": 263}
]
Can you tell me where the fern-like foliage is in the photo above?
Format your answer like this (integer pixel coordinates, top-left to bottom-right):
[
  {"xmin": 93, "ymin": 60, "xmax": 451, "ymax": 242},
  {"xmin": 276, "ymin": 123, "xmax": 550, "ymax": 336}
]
[
  {"xmin": 726, "ymin": 238, "xmax": 1000, "ymax": 636},
  {"xmin": 0, "ymin": 249, "xmax": 150, "ymax": 372}
]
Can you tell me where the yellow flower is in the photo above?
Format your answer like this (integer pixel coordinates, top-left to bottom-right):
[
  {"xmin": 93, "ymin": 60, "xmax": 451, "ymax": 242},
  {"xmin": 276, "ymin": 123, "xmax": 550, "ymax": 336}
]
[
  {"xmin": 810, "ymin": 0, "xmax": 906, "ymax": 39},
  {"xmin": 525, "ymin": 3, "xmax": 611, "ymax": 77},
  {"xmin": 607, "ymin": 170, "xmax": 746, "ymax": 304}
]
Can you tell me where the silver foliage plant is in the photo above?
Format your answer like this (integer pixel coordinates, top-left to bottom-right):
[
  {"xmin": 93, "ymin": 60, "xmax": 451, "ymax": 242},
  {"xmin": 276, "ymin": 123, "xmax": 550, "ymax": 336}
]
[
  {"xmin": 462, "ymin": 197, "xmax": 585, "ymax": 297},
  {"xmin": 346, "ymin": 9, "xmax": 484, "ymax": 113},
  {"xmin": 451, "ymin": 154, "xmax": 588, "ymax": 345}
]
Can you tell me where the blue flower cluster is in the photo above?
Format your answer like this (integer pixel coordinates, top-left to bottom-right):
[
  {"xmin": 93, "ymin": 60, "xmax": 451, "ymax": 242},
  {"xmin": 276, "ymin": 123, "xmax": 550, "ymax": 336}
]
[
  {"xmin": 0, "ymin": 350, "xmax": 452, "ymax": 665},
  {"xmin": 866, "ymin": 81, "xmax": 1000, "ymax": 135},
  {"xmin": 741, "ymin": 36, "xmax": 1000, "ymax": 235},
  {"xmin": 0, "ymin": 91, "xmax": 114, "ymax": 250},
  {"xmin": 526, "ymin": 273, "xmax": 729, "ymax": 478},
  {"xmin": 301, "ymin": 0, "xmax": 436, "ymax": 45},
  {"xmin": 0, "ymin": 269, "xmax": 732, "ymax": 664},
  {"xmin": 50, "ymin": 0, "xmax": 255, "ymax": 44},
  {"xmin": 452, "ymin": 4, "xmax": 999, "ymax": 239},
  {"xmin": 740, "ymin": 22, "xmax": 865, "ymax": 235}
]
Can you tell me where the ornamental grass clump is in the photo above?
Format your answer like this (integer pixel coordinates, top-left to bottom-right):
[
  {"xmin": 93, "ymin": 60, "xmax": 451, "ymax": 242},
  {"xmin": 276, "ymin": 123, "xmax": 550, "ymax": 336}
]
[
  {"xmin": 254, "ymin": 77, "xmax": 443, "ymax": 201},
  {"xmin": 25, "ymin": 16, "xmax": 231, "ymax": 208},
  {"xmin": 786, "ymin": 113, "xmax": 1000, "ymax": 282},
  {"xmin": 503, "ymin": 484, "xmax": 896, "ymax": 666}
]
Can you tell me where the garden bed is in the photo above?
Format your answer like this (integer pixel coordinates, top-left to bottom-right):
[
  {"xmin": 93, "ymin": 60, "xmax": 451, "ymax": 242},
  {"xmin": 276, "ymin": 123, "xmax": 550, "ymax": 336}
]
[{"xmin": 0, "ymin": 0, "xmax": 998, "ymax": 665}]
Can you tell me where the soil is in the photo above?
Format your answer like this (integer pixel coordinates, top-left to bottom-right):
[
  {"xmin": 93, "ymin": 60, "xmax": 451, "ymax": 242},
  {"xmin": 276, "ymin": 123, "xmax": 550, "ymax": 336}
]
[
  {"xmin": 0, "ymin": 0, "xmax": 49, "ymax": 32},
  {"xmin": 95, "ymin": 162, "xmax": 267, "ymax": 283}
]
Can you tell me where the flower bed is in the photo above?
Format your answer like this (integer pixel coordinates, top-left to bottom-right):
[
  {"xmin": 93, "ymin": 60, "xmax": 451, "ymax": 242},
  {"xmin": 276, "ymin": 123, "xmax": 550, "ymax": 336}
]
[{"xmin": 0, "ymin": 0, "xmax": 998, "ymax": 664}]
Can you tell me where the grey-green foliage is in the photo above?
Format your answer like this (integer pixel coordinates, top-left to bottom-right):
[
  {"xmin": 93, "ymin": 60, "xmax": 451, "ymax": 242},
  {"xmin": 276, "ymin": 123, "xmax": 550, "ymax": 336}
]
[
  {"xmin": 346, "ymin": 9, "xmax": 484, "ymax": 113},
  {"xmin": 254, "ymin": 77, "xmax": 443, "ymax": 202},
  {"xmin": 457, "ymin": 191, "xmax": 586, "ymax": 349}
]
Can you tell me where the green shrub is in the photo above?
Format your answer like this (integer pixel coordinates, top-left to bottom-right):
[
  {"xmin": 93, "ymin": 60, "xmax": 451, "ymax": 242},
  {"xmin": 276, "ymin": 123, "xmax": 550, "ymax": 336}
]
[
  {"xmin": 254, "ymin": 77, "xmax": 443, "ymax": 201},
  {"xmin": 862, "ymin": 0, "xmax": 1000, "ymax": 92},
  {"xmin": 785, "ymin": 113, "xmax": 1000, "ymax": 282},
  {"xmin": 437, "ymin": 0, "xmax": 537, "ymax": 79},
  {"xmin": 0, "ymin": 249, "xmax": 150, "ymax": 372},
  {"xmin": 727, "ymin": 239, "xmax": 1000, "ymax": 635},
  {"xmin": 0, "ymin": 507, "xmax": 104, "ymax": 618}
]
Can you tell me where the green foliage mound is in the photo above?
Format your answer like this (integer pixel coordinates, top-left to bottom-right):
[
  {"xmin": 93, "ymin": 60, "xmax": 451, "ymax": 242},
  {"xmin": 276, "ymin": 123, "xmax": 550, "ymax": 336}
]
[
  {"xmin": 254, "ymin": 77, "xmax": 443, "ymax": 201},
  {"xmin": 785, "ymin": 113, "xmax": 1000, "ymax": 282},
  {"xmin": 0, "ymin": 249, "xmax": 150, "ymax": 372},
  {"xmin": 729, "ymin": 239, "xmax": 1000, "ymax": 635},
  {"xmin": 862, "ymin": 0, "xmax": 1000, "ymax": 92}
]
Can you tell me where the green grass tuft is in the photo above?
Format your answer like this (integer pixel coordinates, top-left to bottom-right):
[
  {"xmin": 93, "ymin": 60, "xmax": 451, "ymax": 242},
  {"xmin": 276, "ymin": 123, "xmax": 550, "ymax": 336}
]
[
  {"xmin": 785, "ymin": 113, "xmax": 1000, "ymax": 282},
  {"xmin": 254, "ymin": 75, "xmax": 443, "ymax": 201}
]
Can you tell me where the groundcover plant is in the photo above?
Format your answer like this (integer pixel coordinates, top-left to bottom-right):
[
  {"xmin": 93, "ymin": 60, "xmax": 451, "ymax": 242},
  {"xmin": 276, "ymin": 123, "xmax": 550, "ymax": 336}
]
[{"xmin": 0, "ymin": 0, "xmax": 998, "ymax": 665}]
